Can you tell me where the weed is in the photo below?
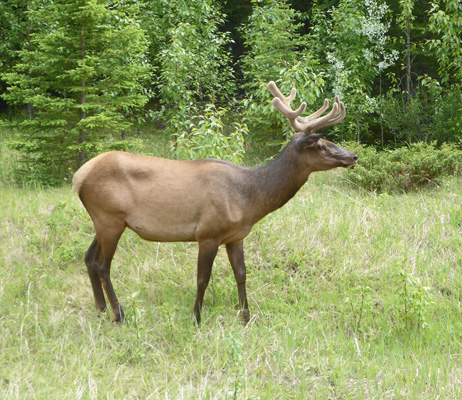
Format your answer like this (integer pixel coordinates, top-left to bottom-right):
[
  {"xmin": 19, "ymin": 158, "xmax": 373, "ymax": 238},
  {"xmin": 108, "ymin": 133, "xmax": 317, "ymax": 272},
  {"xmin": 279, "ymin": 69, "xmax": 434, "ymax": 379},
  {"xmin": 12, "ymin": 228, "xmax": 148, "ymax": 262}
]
[
  {"xmin": 393, "ymin": 263, "xmax": 435, "ymax": 333},
  {"xmin": 225, "ymin": 332, "xmax": 245, "ymax": 399},
  {"xmin": 160, "ymin": 302, "xmax": 177, "ymax": 339},
  {"xmin": 126, "ymin": 291, "xmax": 146, "ymax": 339},
  {"xmin": 344, "ymin": 282, "xmax": 374, "ymax": 333}
]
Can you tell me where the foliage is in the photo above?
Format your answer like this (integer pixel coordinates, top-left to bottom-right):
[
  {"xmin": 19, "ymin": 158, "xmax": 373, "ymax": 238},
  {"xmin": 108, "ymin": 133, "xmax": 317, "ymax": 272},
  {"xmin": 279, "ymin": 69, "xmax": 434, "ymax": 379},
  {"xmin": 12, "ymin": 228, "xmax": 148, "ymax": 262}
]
[
  {"xmin": 380, "ymin": 91, "xmax": 425, "ymax": 144},
  {"xmin": 396, "ymin": 0, "xmax": 417, "ymax": 101},
  {"xmin": 239, "ymin": 0, "xmax": 324, "ymax": 136},
  {"xmin": 172, "ymin": 105, "xmax": 247, "ymax": 164},
  {"xmin": 393, "ymin": 263, "xmax": 434, "ymax": 332},
  {"xmin": 152, "ymin": 0, "xmax": 235, "ymax": 133},
  {"xmin": 1, "ymin": 0, "xmax": 462, "ymax": 187},
  {"xmin": 1, "ymin": 0, "xmax": 151, "ymax": 184},
  {"xmin": 0, "ymin": 1, "xmax": 29, "ymax": 78},
  {"xmin": 427, "ymin": 0, "xmax": 462, "ymax": 84},
  {"xmin": 381, "ymin": 80, "xmax": 462, "ymax": 146},
  {"xmin": 323, "ymin": 0, "xmax": 398, "ymax": 142},
  {"xmin": 431, "ymin": 84, "xmax": 462, "ymax": 144},
  {"xmin": 240, "ymin": 0, "xmax": 306, "ymax": 91},
  {"xmin": 343, "ymin": 141, "xmax": 462, "ymax": 192}
]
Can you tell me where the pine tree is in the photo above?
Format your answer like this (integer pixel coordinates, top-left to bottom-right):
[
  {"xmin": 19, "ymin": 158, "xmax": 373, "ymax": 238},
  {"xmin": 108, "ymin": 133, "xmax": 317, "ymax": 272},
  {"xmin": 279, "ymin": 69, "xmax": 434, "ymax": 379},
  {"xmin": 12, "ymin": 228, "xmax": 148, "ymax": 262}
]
[{"xmin": 2, "ymin": 0, "xmax": 151, "ymax": 184}]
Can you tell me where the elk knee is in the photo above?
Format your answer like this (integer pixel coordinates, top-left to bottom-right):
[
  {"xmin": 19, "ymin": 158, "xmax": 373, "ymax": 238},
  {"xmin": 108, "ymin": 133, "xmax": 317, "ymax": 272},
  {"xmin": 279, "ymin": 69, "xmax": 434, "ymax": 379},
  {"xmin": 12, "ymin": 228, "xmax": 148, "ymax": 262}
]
[
  {"xmin": 197, "ymin": 276, "xmax": 210, "ymax": 291},
  {"xmin": 234, "ymin": 268, "xmax": 246, "ymax": 284}
]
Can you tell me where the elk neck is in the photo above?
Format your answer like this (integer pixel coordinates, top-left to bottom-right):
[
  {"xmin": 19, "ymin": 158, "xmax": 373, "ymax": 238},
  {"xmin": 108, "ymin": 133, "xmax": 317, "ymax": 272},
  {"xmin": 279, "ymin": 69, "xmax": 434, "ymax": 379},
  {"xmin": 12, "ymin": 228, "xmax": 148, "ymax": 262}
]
[{"xmin": 246, "ymin": 138, "xmax": 312, "ymax": 221}]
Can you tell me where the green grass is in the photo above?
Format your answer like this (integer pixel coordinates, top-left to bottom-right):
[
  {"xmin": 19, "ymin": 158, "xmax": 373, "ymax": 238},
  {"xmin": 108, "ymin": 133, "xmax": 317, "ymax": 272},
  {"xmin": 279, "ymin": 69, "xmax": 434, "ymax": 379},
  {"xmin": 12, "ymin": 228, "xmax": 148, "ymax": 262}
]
[{"xmin": 1, "ymin": 159, "xmax": 462, "ymax": 398}]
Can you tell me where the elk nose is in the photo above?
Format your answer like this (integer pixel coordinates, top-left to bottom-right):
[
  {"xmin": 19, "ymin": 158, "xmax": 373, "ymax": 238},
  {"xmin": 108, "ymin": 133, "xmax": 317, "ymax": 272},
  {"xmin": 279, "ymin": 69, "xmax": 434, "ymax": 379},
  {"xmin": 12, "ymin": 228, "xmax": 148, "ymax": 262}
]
[{"xmin": 353, "ymin": 154, "xmax": 358, "ymax": 162}]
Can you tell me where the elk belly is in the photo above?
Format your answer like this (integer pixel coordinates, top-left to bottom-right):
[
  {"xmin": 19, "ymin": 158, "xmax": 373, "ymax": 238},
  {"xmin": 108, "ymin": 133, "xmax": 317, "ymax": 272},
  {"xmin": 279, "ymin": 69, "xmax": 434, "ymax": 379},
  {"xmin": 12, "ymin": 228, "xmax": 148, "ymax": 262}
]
[{"xmin": 126, "ymin": 216, "xmax": 198, "ymax": 242}]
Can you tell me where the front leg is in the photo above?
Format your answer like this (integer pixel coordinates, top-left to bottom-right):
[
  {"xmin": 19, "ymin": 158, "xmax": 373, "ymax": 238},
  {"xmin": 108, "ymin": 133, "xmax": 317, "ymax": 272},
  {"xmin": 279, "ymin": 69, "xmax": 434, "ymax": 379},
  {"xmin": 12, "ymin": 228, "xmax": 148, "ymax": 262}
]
[
  {"xmin": 193, "ymin": 239, "xmax": 219, "ymax": 325},
  {"xmin": 226, "ymin": 240, "xmax": 250, "ymax": 323}
]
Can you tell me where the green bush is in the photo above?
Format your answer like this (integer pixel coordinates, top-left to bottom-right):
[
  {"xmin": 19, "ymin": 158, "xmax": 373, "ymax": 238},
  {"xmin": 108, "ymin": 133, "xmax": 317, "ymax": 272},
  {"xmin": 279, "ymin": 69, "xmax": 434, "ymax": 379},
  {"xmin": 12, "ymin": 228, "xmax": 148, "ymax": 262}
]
[
  {"xmin": 343, "ymin": 141, "xmax": 462, "ymax": 193},
  {"xmin": 172, "ymin": 105, "xmax": 248, "ymax": 165}
]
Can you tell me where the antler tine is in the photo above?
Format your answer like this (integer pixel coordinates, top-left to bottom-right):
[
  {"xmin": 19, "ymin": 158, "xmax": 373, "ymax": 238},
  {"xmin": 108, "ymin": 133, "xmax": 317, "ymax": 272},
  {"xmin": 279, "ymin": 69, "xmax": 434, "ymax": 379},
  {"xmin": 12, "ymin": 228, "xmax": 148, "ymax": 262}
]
[
  {"xmin": 321, "ymin": 97, "xmax": 346, "ymax": 128},
  {"xmin": 297, "ymin": 96, "xmax": 346, "ymax": 132},
  {"xmin": 267, "ymin": 81, "xmax": 298, "ymax": 106},
  {"xmin": 268, "ymin": 81, "xmax": 307, "ymax": 131},
  {"xmin": 272, "ymin": 98, "xmax": 306, "ymax": 121},
  {"xmin": 268, "ymin": 82, "xmax": 346, "ymax": 134},
  {"xmin": 313, "ymin": 96, "xmax": 346, "ymax": 130},
  {"xmin": 300, "ymin": 98, "xmax": 329, "ymax": 122}
]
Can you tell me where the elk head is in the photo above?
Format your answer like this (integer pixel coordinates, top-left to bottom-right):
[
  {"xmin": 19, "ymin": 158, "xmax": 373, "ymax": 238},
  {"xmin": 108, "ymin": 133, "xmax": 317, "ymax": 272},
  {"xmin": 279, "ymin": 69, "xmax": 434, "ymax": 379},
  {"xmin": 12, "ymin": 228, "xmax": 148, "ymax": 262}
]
[{"xmin": 267, "ymin": 81, "xmax": 357, "ymax": 171}]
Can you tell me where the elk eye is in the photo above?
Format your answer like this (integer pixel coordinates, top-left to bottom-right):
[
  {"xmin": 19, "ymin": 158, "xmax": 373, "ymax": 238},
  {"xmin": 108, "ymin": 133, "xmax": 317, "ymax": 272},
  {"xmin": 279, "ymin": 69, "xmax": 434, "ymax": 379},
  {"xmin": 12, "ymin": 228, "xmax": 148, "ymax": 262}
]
[{"xmin": 318, "ymin": 144, "xmax": 325, "ymax": 150}]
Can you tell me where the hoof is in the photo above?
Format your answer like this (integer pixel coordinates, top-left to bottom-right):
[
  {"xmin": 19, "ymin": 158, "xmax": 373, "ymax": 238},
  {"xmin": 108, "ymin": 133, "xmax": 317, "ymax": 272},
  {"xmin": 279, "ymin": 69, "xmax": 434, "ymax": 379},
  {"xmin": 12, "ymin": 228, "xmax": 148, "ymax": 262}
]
[
  {"xmin": 113, "ymin": 306, "xmax": 125, "ymax": 324},
  {"xmin": 240, "ymin": 309, "xmax": 250, "ymax": 324}
]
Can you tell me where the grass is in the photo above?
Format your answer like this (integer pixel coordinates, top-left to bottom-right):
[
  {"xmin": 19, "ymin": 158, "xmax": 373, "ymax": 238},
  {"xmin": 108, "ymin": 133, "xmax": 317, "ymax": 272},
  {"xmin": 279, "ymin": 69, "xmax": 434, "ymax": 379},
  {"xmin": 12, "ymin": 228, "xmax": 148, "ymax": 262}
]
[{"xmin": 1, "ymin": 140, "xmax": 462, "ymax": 398}]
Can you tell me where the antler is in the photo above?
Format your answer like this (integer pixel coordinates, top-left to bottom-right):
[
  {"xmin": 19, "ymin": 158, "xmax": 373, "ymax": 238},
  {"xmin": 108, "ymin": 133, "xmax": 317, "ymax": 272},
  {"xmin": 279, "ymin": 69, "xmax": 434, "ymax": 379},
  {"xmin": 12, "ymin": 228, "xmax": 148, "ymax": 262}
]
[{"xmin": 268, "ymin": 81, "xmax": 346, "ymax": 134}]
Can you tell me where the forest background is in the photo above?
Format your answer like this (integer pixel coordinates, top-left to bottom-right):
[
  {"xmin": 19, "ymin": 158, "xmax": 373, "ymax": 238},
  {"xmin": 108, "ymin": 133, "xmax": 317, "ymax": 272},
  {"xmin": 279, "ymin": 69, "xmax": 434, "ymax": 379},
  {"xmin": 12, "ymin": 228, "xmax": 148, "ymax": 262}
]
[
  {"xmin": 1, "ymin": 2, "xmax": 462, "ymax": 398},
  {"xmin": 0, "ymin": 0, "xmax": 461, "ymax": 184}
]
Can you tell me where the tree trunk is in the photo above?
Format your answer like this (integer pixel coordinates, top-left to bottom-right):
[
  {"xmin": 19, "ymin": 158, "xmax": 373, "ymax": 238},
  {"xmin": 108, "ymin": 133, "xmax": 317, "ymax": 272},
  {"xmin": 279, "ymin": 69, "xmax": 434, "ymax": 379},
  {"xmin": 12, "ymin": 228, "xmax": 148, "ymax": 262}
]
[
  {"xmin": 79, "ymin": 23, "xmax": 86, "ymax": 165},
  {"xmin": 26, "ymin": 14, "xmax": 33, "ymax": 120},
  {"xmin": 26, "ymin": 103, "xmax": 33, "ymax": 120},
  {"xmin": 379, "ymin": 72, "xmax": 384, "ymax": 147},
  {"xmin": 405, "ymin": 18, "xmax": 411, "ymax": 105}
]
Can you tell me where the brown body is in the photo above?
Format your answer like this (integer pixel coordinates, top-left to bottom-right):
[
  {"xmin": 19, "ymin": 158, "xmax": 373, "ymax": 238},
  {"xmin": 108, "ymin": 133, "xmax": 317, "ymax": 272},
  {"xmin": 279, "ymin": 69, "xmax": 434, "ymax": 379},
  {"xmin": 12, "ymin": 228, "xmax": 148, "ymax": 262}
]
[{"xmin": 73, "ymin": 82, "xmax": 358, "ymax": 324}]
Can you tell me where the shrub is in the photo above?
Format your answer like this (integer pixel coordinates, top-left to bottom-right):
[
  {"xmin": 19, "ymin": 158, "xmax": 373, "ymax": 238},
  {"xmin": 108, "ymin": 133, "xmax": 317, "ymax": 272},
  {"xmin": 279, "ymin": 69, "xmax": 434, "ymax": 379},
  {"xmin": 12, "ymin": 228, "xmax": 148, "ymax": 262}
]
[
  {"xmin": 380, "ymin": 84, "xmax": 462, "ymax": 146},
  {"xmin": 172, "ymin": 105, "xmax": 247, "ymax": 165},
  {"xmin": 343, "ymin": 141, "xmax": 462, "ymax": 193}
]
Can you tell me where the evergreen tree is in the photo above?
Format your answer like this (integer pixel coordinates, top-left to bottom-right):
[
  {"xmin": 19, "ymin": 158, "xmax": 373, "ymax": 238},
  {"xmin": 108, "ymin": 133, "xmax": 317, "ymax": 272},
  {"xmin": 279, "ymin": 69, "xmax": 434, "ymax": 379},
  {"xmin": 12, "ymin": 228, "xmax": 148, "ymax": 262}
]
[
  {"xmin": 2, "ymin": 0, "xmax": 151, "ymax": 184},
  {"xmin": 0, "ymin": 0, "xmax": 30, "ymax": 113}
]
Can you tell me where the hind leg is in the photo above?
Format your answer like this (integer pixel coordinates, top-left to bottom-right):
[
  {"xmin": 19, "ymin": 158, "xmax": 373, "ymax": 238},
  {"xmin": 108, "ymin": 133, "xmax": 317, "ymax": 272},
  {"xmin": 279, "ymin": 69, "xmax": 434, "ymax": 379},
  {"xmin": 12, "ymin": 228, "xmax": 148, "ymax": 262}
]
[
  {"xmin": 84, "ymin": 224, "xmax": 126, "ymax": 322},
  {"xmin": 98, "ymin": 228, "xmax": 126, "ymax": 322},
  {"xmin": 193, "ymin": 239, "xmax": 219, "ymax": 325},
  {"xmin": 226, "ymin": 240, "xmax": 250, "ymax": 323},
  {"xmin": 84, "ymin": 236, "xmax": 107, "ymax": 313}
]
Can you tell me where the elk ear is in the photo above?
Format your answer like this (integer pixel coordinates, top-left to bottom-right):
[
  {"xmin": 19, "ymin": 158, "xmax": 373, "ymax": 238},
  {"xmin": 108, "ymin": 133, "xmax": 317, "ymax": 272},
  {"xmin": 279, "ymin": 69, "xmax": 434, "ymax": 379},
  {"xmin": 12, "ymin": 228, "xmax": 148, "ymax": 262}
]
[{"xmin": 295, "ymin": 134, "xmax": 323, "ymax": 151}]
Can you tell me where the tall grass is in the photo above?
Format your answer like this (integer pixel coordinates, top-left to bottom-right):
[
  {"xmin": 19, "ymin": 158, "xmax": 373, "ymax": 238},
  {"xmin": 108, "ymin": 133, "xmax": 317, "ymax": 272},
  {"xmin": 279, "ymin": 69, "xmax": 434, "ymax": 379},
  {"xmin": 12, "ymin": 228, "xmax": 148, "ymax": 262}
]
[
  {"xmin": 0, "ymin": 128, "xmax": 20, "ymax": 186},
  {"xmin": 0, "ymin": 172, "xmax": 462, "ymax": 399},
  {"xmin": 1, "ymin": 146, "xmax": 461, "ymax": 398}
]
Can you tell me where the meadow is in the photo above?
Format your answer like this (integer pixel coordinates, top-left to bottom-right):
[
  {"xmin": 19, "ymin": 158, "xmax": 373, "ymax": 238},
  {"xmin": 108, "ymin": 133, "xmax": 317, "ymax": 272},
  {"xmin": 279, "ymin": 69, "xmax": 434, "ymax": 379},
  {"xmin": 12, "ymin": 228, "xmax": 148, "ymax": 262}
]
[{"xmin": 1, "ymin": 136, "xmax": 462, "ymax": 399}]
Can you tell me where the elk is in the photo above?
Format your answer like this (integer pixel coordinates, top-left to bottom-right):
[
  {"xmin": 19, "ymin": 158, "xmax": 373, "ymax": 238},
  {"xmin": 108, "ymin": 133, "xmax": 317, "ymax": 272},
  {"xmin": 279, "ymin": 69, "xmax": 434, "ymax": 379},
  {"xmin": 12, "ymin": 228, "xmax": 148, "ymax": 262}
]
[{"xmin": 73, "ymin": 81, "xmax": 358, "ymax": 325}]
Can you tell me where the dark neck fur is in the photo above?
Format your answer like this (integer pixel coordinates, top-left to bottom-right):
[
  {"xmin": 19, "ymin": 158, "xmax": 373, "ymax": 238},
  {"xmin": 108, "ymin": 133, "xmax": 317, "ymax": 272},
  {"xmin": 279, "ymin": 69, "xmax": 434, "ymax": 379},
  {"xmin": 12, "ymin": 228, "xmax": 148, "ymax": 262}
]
[{"xmin": 247, "ymin": 139, "xmax": 311, "ymax": 221}]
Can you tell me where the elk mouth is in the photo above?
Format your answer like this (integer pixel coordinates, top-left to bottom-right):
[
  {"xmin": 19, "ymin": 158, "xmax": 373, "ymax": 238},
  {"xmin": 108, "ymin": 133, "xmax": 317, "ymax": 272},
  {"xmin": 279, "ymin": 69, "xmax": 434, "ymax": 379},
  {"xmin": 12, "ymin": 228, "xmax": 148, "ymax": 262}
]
[
  {"xmin": 349, "ymin": 153, "xmax": 359, "ymax": 168},
  {"xmin": 341, "ymin": 156, "xmax": 358, "ymax": 169}
]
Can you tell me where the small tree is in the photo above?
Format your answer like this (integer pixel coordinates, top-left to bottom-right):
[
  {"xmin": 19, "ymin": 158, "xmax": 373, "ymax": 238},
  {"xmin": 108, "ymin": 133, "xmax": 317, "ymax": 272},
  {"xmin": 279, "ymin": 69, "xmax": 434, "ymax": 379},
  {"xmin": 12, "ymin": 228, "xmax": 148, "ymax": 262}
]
[
  {"xmin": 397, "ymin": 0, "xmax": 417, "ymax": 104},
  {"xmin": 240, "ymin": 0, "xmax": 305, "ymax": 91},
  {"xmin": 324, "ymin": 0, "xmax": 397, "ymax": 143},
  {"xmin": 240, "ymin": 0, "xmax": 324, "ymax": 137},
  {"xmin": 427, "ymin": 0, "xmax": 462, "ymax": 84},
  {"xmin": 172, "ymin": 104, "xmax": 247, "ymax": 165},
  {"xmin": 427, "ymin": 1, "xmax": 462, "ymax": 144},
  {"xmin": 150, "ymin": 0, "xmax": 235, "ymax": 134},
  {"xmin": 2, "ymin": 0, "xmax": 151, "ymax": 184}
]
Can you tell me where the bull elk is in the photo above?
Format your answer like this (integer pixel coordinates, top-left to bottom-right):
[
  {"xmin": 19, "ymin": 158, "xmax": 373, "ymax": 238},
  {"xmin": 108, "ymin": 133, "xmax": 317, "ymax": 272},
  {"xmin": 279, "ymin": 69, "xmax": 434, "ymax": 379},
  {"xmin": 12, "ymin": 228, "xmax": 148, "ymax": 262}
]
[{"xmin": 73, "ymin": 81, "xmax": 358, "ymax": 325}]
